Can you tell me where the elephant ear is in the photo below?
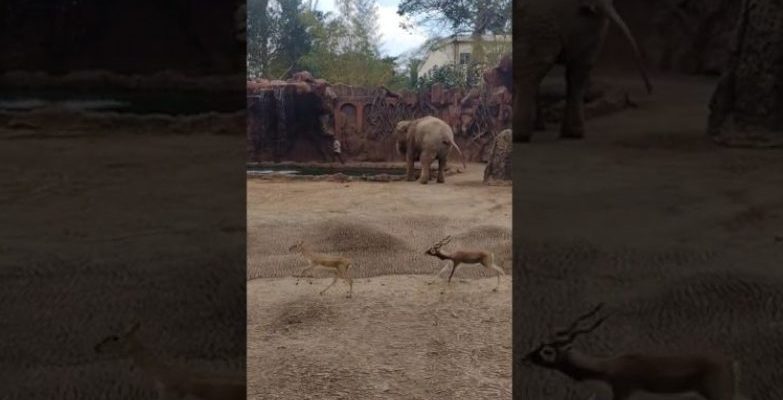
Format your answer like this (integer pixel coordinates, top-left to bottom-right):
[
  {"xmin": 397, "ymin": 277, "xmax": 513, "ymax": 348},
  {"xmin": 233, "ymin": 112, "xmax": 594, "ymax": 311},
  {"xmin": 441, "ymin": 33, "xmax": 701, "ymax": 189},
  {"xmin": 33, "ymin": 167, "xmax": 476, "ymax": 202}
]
[
  {"xmin": 394, "ymin": 120, "xmax": 411, "ymax": 155},
  {"xmin": 395, "ymin": 120, "xmax": 412, "ymax": 136}
]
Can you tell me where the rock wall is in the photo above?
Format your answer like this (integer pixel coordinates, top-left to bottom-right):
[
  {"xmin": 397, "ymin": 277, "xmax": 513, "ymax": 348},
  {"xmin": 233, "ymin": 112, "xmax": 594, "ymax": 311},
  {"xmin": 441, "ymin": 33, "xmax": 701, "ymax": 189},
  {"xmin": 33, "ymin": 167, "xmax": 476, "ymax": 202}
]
[
  {"xmin": 599, "ymin": 0, "xmax": 741, "ymax": 76},
  {"xmin": 247, "ymin": 86, "xmax": 328, "ymax": 163},
  {"xmin": 483, "ymin": 130, "xmax": 512, "ymax": 184},
  {"xmin": 247, "ymin": 79, "xmax": 512, "ymax": 163},
  {"xmin": 708, "ymin": 0, "xmax": 783, "ymax": 147}
]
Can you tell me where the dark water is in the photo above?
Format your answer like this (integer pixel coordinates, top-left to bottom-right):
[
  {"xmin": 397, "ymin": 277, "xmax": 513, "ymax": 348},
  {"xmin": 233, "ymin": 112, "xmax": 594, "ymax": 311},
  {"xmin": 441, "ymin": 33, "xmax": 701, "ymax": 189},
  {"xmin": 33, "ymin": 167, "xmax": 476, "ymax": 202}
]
[
  {"xmin": 0, "ymin": 89, "xmax": 243, "ymax": 115},
  {"xmin": 247, "ymin": 164, "xmax": 406, "ymax": 177}
]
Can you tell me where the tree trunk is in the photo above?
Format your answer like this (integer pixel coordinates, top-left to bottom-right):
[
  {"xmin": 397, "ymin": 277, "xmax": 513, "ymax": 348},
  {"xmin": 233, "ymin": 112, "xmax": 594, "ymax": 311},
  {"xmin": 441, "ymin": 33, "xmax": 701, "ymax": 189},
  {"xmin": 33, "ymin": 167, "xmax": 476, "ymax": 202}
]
[
  {"xmin": 708, "ymin": 0, "xmax": 783, "ymax": 147},
  {"xmin": 484, "ymin": 129, "xmax": 512, "ymax": 184}
]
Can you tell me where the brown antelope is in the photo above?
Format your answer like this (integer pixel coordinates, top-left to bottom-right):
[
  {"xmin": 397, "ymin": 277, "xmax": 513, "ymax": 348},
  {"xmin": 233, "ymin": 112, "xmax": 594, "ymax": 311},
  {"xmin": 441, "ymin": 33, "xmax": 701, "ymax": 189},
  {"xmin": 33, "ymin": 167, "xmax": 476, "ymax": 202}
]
[
  {"xmin": 94, "ymin": 323, "xmax": 245, "ymax": 400},
  {"xmin": 424, "ymin": 235, "xmax": 505, "ymax": 291},
  {"xmin": 289, "ymin": 240, "xmax": 353, "ymax": 298},
  {"xmin": 521, "ymin": 303, "xmax": 743, "ymax": 400}
]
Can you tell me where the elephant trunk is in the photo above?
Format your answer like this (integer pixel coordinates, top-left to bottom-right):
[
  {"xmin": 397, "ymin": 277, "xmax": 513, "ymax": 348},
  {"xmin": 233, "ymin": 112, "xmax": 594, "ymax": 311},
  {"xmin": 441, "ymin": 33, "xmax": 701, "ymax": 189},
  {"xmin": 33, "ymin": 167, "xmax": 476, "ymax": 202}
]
[{"xmin": 599, "ymin": 1, "xmax": 653, "ymax": 94}]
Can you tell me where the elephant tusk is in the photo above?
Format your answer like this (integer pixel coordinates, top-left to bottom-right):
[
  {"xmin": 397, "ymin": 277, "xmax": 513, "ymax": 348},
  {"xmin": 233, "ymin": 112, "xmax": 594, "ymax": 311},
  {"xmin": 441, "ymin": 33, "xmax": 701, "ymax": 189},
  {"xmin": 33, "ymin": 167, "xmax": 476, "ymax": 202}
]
[{"xmin": 600, "ymin": 0, "xmax": 653, "ymax": 95}]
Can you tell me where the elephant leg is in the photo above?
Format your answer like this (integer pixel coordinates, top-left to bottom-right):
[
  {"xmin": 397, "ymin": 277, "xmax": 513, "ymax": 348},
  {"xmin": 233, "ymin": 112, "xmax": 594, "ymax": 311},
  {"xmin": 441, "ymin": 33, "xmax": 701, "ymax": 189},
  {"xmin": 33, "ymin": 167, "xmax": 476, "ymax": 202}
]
[
  {"xmin": 405, "ymin": 149, "xmax": 416, "ymax": 181},
  {"xmin": 514, "ymin": 21, "xmax": 561, "ymax": 143},
  {"xmin": 534, "ymin": 90, "xmax": 547, "ymax": 131},
  {"xmin": 419, "ymin": 153, "xmax": 433, "ymax": 184},
  {"xmin": 515, "ymin": 78, "xmax": 538, "ymax": 143},
  {"xmin": 561, "ymin": 63, "xmax": 592, "ymax": 139},
  {"xmin": 514, "ymin": 54, "xmax": 558, "ymax": 143},
  {"xmin": 436, "ymin": 154, "xmax": 446, "ymax": 183}
]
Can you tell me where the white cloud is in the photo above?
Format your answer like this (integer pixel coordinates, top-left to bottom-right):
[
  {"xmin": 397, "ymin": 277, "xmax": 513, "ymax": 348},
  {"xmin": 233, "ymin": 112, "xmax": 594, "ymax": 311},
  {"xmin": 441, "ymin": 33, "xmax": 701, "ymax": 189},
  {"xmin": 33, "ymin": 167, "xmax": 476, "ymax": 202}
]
[
  {"xmin": 377, "ymin": 4, "xmax": 428, "ymax": 57},
  {"xmin": 313, "ymin": 0, "xmax": 338, "ymax": 13}
]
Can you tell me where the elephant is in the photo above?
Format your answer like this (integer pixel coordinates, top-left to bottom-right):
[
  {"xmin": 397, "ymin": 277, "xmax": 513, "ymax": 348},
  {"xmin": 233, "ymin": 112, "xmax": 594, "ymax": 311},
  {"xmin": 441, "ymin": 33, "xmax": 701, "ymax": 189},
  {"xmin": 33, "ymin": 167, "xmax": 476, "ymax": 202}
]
[
  {"xmin": 514, "ymin": 0, "xmax": 653, "ymax": 143},
  {"xmin": 394, "ymin": 116, "xmax": 466, "ymax": 184}
]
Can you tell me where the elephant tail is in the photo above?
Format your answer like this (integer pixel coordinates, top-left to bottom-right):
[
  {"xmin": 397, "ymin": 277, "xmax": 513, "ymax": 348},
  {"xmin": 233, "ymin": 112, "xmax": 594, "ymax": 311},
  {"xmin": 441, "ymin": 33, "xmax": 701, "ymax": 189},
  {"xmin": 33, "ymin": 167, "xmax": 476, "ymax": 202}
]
[
  {"xmin": 447, "ymin": 138, "xmax": 467, "ymax": 170},
  {"xmin": 600, "ymin": 1, "xmax": 653, "ymax": 95}
]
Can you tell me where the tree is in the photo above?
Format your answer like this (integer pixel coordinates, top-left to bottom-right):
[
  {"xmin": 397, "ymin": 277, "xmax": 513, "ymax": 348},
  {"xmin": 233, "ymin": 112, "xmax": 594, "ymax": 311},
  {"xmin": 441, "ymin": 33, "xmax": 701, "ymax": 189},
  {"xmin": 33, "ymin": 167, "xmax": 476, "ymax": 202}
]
[
  {"xmin": 246, "ymin": 0, "xmax": 397, "ymax": 87},
  {"xmin": 398, "ymin": 0, "xmax": 509, "ymax": 75},
  {"xmin": 297, "ymin": 7, "xmax": 394, "ymax": 87},
  {"xmin": 247, "ymin": 0, "xmax": 315, "ymax": 79},
  {"xmin": 274, "ymin": 0, "xmax": 313, "ymax": 76},
  {"xmin": 397, "ymin": 0, "xmax": 511, "ymax": 36},
  {"xmin": 408, "ymin": 58, "xmax": 422, "ymax": 89},
  {"xmin": 416, "ymin": 62, "xmax": 483, "ymax": 90},
  {"xmin": 336, "ymin": 0, "xmax": 381, "ymax": 55},
  {"xmin": 351, "ymin": 0, "xmax": 382, "ymax": 56},
  {"xmin": 247, "ymin": 0, "xmax": 272, "ymax": 78}
]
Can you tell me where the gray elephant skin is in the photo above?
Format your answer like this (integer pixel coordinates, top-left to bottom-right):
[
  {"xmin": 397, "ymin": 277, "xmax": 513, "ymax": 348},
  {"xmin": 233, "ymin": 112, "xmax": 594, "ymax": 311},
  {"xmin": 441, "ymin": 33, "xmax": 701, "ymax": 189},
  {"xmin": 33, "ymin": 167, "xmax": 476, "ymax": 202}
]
[
  {"xmin": 514, "ymin": 0, "xmax": 653, "ymax": 143},
  {"xmin": 395, "ymin": 116, "xmax": 466, "ymax": 184}
]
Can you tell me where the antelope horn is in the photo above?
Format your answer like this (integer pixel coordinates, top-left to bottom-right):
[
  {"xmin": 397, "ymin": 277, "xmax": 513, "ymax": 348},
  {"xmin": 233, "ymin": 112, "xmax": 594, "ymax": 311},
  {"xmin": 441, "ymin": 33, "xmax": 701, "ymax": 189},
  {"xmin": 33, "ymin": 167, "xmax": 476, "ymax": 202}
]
[
  {"xmin": 429, "ymin": 235, "xmax": 452, "ymax": 251},
  {"xmin": 553, "ymin": 303, "xmax": 605, "ymax": 337},
  {"xmin": 553, "ymin": 314, "xmax": 609, "ymax": 346}
]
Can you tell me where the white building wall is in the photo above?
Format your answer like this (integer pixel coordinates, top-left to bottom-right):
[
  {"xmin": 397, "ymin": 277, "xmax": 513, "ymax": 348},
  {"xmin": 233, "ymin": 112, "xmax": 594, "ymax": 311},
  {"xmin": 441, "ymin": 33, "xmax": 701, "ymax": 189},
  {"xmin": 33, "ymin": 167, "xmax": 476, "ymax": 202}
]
[
  {"xmin": 418, "ymin": 46, "xmax": 455, "ymax": 77},
  {"xmin": 418, "ymin": 35, "xmax": 511, "ymax": 77}
]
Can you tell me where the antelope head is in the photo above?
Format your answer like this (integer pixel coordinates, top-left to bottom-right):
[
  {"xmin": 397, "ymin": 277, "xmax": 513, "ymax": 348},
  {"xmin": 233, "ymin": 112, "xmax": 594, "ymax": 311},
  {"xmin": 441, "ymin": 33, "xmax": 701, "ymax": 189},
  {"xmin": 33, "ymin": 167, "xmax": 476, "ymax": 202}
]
[
  {"xmin": 522, "ymin": 303, "xmax": 609, "ymax": 369},
  {"xmin": 425, "ymin": 235, "xmax": 452, "ymax": 256}
]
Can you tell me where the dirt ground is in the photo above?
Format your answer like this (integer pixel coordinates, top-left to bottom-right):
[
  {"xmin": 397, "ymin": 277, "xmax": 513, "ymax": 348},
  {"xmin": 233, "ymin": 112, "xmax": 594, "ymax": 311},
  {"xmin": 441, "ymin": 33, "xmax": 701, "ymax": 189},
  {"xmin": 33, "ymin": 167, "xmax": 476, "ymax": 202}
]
[
  {"xmin": 247, "ymin": 166, "xmax": 512, "ymax": 399},
  {"xmin": 0, "ymin": 112, "xmax": 246, "ymax": 399},
  {"xmin": 516, "ymin": 74, "xmax": 783, "ymax": 399}
]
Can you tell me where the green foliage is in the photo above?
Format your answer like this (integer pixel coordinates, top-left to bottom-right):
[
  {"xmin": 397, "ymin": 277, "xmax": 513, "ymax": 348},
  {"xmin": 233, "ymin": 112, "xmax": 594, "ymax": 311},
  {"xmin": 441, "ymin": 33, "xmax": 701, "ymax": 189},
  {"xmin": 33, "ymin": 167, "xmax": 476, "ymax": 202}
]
[
  {"xmin": 397, "ymin": 0, "xmax": 511, "ymax": 35},
  {"xmin": 247, "ymin": 0, "xmax": 312, "ymax": 79},
  {"xmin": 416, "ymin": 62, "xmax": 484, "ymax": 90},
  {"xmin": 246, "ymin": 0, "xmax": 509, "ymax": 88},
  {"xmin": 407, "ymin": 59, "xmax": 422, "ymax": 89},
  {"xmin": 472, "ymin": 35, "xmax": 511, "ymax": 66},
  {"xmin": 411, "ymin": 34, "xmax": 510, "ymax": 90},
  {"xmin": 275, "ymin": 0, "xmax": 313, "ymax": 69},
  {"xmin": 337, "ymin": 0, "xmax": 382, "ymax": 57},
  {"xmin": 248, "ymin": 0, "xmax": 402, "ymax": 87}
]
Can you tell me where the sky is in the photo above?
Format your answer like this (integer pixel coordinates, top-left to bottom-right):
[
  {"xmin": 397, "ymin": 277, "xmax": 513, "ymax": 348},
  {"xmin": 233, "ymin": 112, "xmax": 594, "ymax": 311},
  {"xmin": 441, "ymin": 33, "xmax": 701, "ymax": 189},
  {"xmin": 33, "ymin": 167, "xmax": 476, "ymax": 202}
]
[{"xmin": 315, "ymin": 0, "xmax": 429, "ymax": 57}]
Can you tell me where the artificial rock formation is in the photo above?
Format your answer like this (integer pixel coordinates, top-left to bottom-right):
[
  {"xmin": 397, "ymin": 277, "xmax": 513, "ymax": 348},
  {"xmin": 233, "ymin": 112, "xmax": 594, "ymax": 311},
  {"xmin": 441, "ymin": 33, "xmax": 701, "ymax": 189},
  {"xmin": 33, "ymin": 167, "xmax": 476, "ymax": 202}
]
[
  {"xmin": 247, "ymin": 73, "xmax": 338, "ymax": 162},
  {"xmin": 484, "ymin": 129, "xmax": 512, "ymax": 184},
  {"xmin": 247, "ymin": 72, "xmax": 512, "ymax": 163},
  {"xmin": 482, "ymin": 52, "xmax": 638, "ymax": 133},
  {"xmin": 604, "ymin": 0, "xmax": 741, "ymax": 76},
  {"xmin": 708, "ymin": 0, "xmax": 783, "ymax": 147}
]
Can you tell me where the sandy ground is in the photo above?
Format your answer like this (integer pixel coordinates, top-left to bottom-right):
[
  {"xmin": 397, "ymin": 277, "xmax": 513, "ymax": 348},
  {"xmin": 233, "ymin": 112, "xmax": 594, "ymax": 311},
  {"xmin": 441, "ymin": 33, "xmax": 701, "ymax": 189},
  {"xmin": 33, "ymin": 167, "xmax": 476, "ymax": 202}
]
[
  {"xmin": 0, "ymin": 113, "xmax": 245, "ymax": 399},
  {"xmin": 515, "ymin": 74, "xmax": 783, "ymax": 399},
  {"xmin": 247, "ymin": 166, "xmax": 512, "ymax": 399}
]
